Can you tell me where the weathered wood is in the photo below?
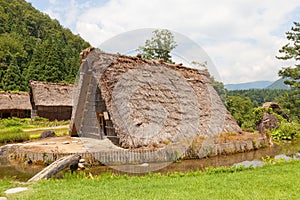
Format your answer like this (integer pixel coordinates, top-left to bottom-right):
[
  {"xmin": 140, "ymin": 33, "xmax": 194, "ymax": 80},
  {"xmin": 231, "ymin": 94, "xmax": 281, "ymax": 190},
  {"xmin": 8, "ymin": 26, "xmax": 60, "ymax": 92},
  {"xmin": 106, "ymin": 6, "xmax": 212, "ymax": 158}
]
[{"xmin": 27, "ymin": 154, "xmax": 80, "ymax": 182}]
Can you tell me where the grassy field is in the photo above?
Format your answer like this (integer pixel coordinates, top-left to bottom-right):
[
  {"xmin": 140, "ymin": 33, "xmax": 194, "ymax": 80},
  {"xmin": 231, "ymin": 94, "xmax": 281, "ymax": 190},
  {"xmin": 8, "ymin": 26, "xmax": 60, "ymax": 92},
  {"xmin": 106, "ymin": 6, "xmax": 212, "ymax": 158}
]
[
  {"xmin": 0, "ymin": 118, "xmax": 69, "ymax": 144},
  {"xmin": 1, "ymin": 160, "xmax": 299, "ymax": 200}
]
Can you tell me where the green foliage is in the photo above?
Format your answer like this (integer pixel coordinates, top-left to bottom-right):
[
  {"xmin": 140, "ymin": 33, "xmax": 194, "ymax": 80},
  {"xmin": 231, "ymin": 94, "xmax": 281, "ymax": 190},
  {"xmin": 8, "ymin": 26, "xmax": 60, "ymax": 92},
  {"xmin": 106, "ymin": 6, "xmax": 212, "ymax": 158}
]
[
  {"xmin": 252, "ymin": 107, "xmax": 272, "ymax": 125},
  {"xmin": 29, "ymin": 133, "xmax": 41, "ymax": 140},
  {"xmin": 138, "ymin": 29, "xmax": 177, "ymax": 63},
  {"xmin": 271, "ymin": 121, "xmax": 300, "ymax": 140},
  {"xmin": 0, "ymin": 117, "xmax": 61, "ymax": 128},
  {"xmin": 0, "ymin": 118, "xmax": 29, "ymax": 143},
  {"xmin": 205, "ymin": 165, "xmax": 249, "ymax": 174},
  {"xmin": 0, "ymin": 117, "xmax": 69, "ymax": 127},
  {"xmin": 0, "ymin": 118, "xmax": 69, "ymax": 144},
  {"xmin": 0, "ymin": 117, "xmax": 23, "ymax": 127},
  {"xmin": 0, "ymin": 127, "xmax": 29, "ymax": 143},
  {"xmin": 276, "ymin": 89, "xmax": 300, "ymax": 122},
  {"xmin": 225, "ymin": 87, "xmax": 299, "ymax": 132},
  {"xmin": 252, "ymin": 107, "xmax": 300, "ymax": 140},
  {"xmin": 276, "ymin": 22, "xmax": 300, "ymax": 121},
  {"xmin": 225, "ymin": 95, "xmax": 256, "ymax": 130},
  {"xmin": 211, "ymin": 76, "xmax": 227, "ymax": 103},
  {"xmin": 227, "ymin": 89, "xmax": 287, "ymax": 106},
  {"xmin": 0, "ymin": 0, "xmax": 90, "ymax": 91},
  {"xmin": 0, "ymin": 179, "xmax": 17, "ymax": 196},
  {"xmin": 261, "ymin": 156, "xmax": 288, "ymax": 165},
  {"xmin": 32, "ymin": 116, "xmax": 49, "ymax": 122},
  {"xmin": 56, "ymin": 131, "xmax": 68, "ymax": 137},
  {"xmin": 276, "ymin": 22, "xmax": 300, "ymax": 88}
]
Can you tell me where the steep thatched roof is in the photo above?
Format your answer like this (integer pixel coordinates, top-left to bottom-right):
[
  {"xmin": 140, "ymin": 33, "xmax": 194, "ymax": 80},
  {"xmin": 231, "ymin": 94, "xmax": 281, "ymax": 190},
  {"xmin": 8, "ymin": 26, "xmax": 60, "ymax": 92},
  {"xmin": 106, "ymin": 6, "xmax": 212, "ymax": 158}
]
[
  {"xmin": 30, "ymin": 81, "xmax": 73, "ymax": 106},
  {"xmin": 71, "ymin": 49, "xmax": 242, "ymax": 148},
  {"xmin": 0, "ymin": 92, "xmax": 31, "ymax": 110}
]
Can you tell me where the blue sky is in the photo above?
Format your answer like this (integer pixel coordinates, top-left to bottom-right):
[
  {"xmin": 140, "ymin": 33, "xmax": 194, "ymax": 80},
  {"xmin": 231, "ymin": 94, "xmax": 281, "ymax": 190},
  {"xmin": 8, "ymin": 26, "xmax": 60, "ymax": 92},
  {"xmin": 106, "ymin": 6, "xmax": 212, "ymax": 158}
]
[{"xmin": 26, "ymin": 0, "xmax": 300, "ymax": 84}]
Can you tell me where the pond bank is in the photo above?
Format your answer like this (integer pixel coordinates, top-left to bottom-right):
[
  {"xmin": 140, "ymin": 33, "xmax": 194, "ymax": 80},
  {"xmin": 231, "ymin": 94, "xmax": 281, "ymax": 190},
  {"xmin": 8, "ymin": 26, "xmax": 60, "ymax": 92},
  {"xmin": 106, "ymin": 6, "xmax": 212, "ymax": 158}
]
[
  {"xmin": 0, "ymin": 132, "xmax": 269, "ymax": 166},
  {"xmin": 0, "ymin": 138, "xmax": 299, "ymax": 181}
]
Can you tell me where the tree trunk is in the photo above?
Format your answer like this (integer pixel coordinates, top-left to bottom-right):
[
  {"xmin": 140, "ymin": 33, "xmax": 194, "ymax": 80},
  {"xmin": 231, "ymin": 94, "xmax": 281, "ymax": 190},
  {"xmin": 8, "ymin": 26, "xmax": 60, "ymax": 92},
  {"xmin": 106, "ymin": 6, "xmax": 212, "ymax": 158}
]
[{"xmin": 28, "ymin": 154, "xmax": 80, "ymax": 182}]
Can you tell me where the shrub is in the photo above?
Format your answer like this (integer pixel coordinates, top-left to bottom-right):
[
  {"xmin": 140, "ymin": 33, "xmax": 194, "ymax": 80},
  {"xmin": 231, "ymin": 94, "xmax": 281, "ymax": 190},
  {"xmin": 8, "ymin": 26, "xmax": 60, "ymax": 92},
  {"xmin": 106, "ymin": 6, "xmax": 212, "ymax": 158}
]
[{"xmin": 271, "ymin": 121, "xmax": 300, "ymax": 140}]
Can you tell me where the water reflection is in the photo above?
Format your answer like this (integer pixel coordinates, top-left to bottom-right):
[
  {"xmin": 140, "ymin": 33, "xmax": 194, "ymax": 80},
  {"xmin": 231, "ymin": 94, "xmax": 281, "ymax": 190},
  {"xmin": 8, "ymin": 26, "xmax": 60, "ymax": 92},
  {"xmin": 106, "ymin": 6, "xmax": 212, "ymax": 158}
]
[
  {"xmin": 0, "ymin": 140, "xmax": 299, "ymax": 181},
  {"xmin": 0, "ymin": 157, "xmax": 43, "ymax": 181}
]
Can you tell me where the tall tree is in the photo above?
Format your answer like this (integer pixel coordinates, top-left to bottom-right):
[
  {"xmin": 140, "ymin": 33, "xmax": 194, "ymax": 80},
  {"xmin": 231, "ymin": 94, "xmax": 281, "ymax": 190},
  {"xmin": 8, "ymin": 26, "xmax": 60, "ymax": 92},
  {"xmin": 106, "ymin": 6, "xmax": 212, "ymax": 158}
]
[
  {"xmin": 138, "ymin": 29, "xmax": 177, "ymax": 63},
  {"xmin": 276, "ymin": 22, "xmax": 300, "ymax": 89},
  {"xmin": 1, "ymin": 58, "xmax": 23, "ymax": 91},
  {"xmin": 276, "ymin": 22, "xmax": 300, "ymax": 121}
]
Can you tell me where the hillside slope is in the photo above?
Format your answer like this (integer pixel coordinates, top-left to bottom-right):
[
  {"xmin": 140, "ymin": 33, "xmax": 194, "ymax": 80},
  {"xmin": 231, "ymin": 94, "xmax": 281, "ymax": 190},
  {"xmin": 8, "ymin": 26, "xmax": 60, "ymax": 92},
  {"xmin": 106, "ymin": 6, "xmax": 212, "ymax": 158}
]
[
  {"xmin": 266, "ymin": 78, "xmax": 290, "ymax": 90},
  {"xmin": 0, "ymin": 0, "xmax": 90, "ymax": 91}
]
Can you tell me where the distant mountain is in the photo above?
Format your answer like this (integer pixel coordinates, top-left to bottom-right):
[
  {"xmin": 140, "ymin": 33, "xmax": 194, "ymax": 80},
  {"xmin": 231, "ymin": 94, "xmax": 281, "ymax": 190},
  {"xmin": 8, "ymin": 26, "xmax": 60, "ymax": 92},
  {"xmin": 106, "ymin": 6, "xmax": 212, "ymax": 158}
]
[
  {"xmin": 225, "ymin": 81, "xmax": 273, "ymax": 90},
  {"xmin": 224, "ymin": 78, "xmax": 291, "ymax": 91},
  {"xmin": 266, "ymin": 78, "xmax": 290, "ymax": 90}
]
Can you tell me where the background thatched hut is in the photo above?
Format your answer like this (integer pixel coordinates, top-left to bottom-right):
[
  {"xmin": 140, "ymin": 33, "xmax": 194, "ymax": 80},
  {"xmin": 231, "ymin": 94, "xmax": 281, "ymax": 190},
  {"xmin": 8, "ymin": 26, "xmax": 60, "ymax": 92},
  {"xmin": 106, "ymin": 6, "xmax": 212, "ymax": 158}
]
[
  {"xmin": 0, "ymin": 92, "xmax": 31, "ymax": 118},
  {"xmin": 71, "ymin": 49, "xmax": 242, "ymax": 148},
  {"xmin": 30, "ymin": 81, "xmax": 73, "ymax": 121}
]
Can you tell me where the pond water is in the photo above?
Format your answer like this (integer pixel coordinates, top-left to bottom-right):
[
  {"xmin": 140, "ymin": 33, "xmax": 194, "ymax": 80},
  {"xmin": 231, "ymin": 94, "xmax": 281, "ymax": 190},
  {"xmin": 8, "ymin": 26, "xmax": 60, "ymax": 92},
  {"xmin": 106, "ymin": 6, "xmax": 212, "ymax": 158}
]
[{"xmin": 0, "ymin": 140, "xmax": 299, "ymax": 181}]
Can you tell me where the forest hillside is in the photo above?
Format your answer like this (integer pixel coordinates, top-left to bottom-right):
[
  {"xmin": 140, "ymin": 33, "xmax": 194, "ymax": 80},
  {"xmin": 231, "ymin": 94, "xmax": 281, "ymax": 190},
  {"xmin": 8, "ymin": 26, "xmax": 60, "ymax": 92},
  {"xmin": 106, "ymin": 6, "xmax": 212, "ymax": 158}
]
[{"xmin": 0, "ymin": 0, "xmax": 90, "ymax": 91}]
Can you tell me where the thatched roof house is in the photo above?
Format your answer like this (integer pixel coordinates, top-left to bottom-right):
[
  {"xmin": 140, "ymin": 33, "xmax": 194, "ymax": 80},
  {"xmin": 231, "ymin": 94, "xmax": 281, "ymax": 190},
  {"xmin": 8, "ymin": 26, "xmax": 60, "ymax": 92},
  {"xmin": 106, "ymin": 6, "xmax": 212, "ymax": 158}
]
[
  {"xmin": 30, "ymin": 81, "xmax": 73, "ymax": 121},
  {"xmin": 70, "ymin": 48, "xmax": 242, "ymax": 149},
  {"xmin": 0, "ymin": 92, "xmax": 31, "ymax": 118}
]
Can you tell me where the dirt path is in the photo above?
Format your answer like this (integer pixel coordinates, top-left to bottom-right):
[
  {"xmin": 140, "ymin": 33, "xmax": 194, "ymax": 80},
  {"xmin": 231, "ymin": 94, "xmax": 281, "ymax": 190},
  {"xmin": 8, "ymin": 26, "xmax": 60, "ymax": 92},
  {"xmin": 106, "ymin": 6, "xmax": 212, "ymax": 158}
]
[{"xmin": 19, "ymin": 135, "xmax": 121, "ymax": 154}]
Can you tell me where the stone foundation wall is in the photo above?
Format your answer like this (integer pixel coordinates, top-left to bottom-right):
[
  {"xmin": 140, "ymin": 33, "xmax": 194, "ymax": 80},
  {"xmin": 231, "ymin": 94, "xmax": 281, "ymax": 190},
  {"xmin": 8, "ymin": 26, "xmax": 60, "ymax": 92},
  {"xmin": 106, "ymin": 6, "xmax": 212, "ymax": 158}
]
[
  {"xmin": 185, "ymin": 136, "xmax": 268, "ymax": 159},
  {"xmin": 1, "ymin": 136, "xmax": 268, "ymax": 166}
]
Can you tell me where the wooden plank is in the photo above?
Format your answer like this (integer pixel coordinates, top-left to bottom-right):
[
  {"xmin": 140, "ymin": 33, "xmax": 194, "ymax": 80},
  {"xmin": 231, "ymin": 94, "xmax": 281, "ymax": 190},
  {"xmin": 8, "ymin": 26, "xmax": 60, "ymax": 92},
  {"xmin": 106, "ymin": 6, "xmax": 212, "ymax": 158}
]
[{"xmin": 103, "ymin": 111, "xmax": 109, "ymax": 120}]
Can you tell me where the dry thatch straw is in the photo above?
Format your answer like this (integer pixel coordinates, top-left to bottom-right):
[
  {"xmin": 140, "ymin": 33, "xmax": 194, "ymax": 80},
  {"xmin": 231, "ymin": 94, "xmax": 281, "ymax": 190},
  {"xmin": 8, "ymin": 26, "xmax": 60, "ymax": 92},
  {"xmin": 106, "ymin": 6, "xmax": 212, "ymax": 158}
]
[
  {"xmin": 71, "ymin": 49, "xmax": 242, "ymax": 149},
  {"xmin": 30, "ymin": 81, "xmax": 73, "ymax": 106},
  {"xmin": 0, "ymin": 92, "xmax": 31, "ymax": 110}
]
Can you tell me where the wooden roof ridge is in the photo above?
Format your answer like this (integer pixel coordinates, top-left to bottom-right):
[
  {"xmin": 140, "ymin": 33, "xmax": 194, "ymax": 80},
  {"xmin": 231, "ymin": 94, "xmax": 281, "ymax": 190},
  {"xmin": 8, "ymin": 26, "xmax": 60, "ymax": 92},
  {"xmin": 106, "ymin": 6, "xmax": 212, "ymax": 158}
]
[
  {"xmin": 83, "ymin": 48, "xmax": 209, "ymax": 76},
  {"xmin": 29, "ymin": 80, "xmax": 74, "ymax": 87}
]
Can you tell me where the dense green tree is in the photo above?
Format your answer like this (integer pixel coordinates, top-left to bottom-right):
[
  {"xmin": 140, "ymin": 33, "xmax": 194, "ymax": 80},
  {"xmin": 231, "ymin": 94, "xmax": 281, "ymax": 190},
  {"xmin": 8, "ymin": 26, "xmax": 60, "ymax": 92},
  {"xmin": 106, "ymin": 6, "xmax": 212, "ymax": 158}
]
[
  {"xmin": 138, "ymin": 29, "xmax": 177, "ymax": 63},
  {"xmin": 276, "ymin": 22, "xmax": 300, "ymax": 89},
  {"xmin": 25, "ymin": 40, "xmax": 44, "ymax": 83},
  {"xmin": 225, "ymin": 95, "xmax": 256, "ymax": 130},
  {"xmin": 0, "ymin": 0, "xmax": 90, "ymax": 91},
  {"xmin": 42, "ymin": 35, "xmax": 64, "ymax": 82},
  {"xmin": 211, "ymin": 76, "xmax": 227, "ymax": 103},
  {"xmin": 227, "ymin": 89, "xmax": 287, "ymax": 106},
  {"xmin": 276, "ymin": 22, "xmax": 300, "ymax": 121},
  {"xmin": 1, "ymin": 58, "xmax": 23, "ymax": 91}
]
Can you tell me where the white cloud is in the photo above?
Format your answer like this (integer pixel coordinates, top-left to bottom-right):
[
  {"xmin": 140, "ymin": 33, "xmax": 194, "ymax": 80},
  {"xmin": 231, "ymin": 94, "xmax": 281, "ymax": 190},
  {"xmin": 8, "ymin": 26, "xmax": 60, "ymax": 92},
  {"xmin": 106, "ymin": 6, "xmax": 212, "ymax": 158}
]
[
  {"xmin": 49, "ymin": 0, "xmax": 56, "ymax": 4},
  {"xmin": 30, "ymin": 0, "xmax": 300, "ymax": 83}
]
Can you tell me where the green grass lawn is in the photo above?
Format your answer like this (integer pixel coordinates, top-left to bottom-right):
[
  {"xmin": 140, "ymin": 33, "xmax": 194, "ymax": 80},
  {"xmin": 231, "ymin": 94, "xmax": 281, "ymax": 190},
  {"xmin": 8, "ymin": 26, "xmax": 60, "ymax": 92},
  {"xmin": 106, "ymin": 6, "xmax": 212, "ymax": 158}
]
[
  {"xmin": 0, "ymin": 118, "xmax": 69, "ymax": 144},
  {"xmin": 2, "ymin": 160, "xmax": 300, "ymax": 200}
]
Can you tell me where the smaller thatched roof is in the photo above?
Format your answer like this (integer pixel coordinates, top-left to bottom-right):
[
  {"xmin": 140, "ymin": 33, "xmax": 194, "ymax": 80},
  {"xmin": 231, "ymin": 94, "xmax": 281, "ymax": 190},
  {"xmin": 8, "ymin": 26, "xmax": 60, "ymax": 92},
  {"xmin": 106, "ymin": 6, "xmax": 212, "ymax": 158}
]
[
  {"xmin": 0, "ymin": 92, "xmax": 31, "ymax": 110},
  {"xmin": 262, "ymin": 102, "xmax": 281, "ymax": 109},
  {"xmin": 30, "ymin": 81, "xmax": 73, "ymax": 107}
]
